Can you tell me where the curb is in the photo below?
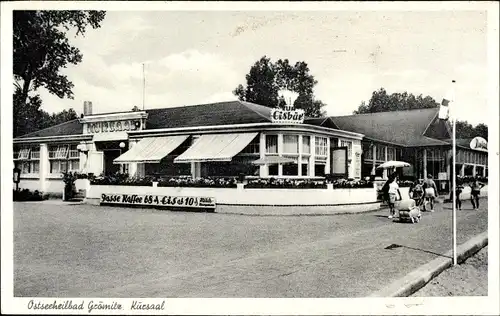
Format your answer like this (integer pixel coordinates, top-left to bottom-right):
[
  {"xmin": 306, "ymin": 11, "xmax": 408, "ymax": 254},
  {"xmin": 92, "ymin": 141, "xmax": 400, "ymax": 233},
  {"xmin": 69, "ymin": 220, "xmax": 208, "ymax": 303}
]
[{"xmin": 369, "ymin": 231, "xmax": 488, "ymax": 297}]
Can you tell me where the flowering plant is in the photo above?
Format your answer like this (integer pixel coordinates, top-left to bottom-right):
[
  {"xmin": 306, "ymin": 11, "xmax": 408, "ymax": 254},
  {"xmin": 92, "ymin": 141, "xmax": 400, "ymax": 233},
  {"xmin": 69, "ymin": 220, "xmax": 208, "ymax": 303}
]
[
  {"xmin": 158, "ymin": 177, "xmax": 237, "ymax": 188},
  {"xmin": 90, "ymin": 173, "xmax": 154, "ymax": 186},
  {"xmin": 245, "ymin": 178, "xmax": 327, "ymax": 189},
  {"xmin": 457, "ymin": 176, "xmax": 488, "ymax": 184},
  {"xmin": 331, "ymin": 178, "xmax": 374, "ymax": 189}
]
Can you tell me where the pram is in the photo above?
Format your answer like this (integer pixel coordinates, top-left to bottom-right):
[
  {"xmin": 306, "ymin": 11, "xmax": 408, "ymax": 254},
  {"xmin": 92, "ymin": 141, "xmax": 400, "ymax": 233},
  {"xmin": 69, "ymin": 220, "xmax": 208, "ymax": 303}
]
[{"xmin": 395, "ymin": 199, "xmax": 422, "ymax": 224}]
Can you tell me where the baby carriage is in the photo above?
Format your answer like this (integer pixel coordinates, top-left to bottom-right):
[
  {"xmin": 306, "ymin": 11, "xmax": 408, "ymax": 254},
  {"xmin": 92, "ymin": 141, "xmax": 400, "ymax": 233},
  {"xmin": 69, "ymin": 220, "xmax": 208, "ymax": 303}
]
[{"xmin": 396, "ymin": 199, "xmax": 422, "ymax": 224}]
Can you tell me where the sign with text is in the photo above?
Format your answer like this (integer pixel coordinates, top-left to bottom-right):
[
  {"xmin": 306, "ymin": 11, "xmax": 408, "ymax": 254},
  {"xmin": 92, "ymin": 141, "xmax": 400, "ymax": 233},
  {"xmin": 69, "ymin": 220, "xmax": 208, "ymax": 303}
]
[
  {"xmin": 354, "ymin": 150, "xmax": 361, "ymax": 179},
  {"xmin": 469, "ymin": 136, "xmax": 487, "ymax": 151},
  {"xmin": 88, "ymin": 120, "xmax": 142, "ymax": 134},
  {"xmin": 270, "ymin": 107, "xmax": 305, "ymax": 124},
  {"xmin": 100, "ymin": 193, "xmax": 216, "ymax": 209}
]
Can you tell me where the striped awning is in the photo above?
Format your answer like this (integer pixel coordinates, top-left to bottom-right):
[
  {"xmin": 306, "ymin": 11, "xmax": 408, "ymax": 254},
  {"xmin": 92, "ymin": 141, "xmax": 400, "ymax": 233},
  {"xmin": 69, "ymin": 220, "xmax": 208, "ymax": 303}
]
[
  {"xmin": 174, "ymin": 132, "xmax": 258, "ymax": 163},
  {"xmin": 114, "ymin": 135, "xmax": 189, "ymax": 164}
]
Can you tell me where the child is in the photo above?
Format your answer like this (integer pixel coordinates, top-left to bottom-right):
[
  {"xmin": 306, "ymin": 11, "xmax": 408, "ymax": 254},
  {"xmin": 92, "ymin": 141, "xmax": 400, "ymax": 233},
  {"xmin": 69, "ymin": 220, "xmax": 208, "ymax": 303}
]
[
  {"xmin": 409, "ymin": 179, "xmax": 424, "ymax": 207},
  {"xmin": 450, "ymin": 180, "xmax": 463, "ymax": 210}
]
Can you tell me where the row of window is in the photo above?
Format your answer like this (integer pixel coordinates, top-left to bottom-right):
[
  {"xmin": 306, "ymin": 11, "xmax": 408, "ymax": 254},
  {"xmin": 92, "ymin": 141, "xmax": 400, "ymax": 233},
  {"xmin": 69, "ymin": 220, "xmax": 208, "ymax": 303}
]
[
  {"xmin": 14, "ymin": 144, "xmax": 80, "ymax": 175},
  {"xmin": 457, "ymin": 149, "xmax": 487, "ymax": 165},
  {"xmin": 365, "ymin": 145, "xmax": 398, "ymax": 161},
  {"xmin": 263, "ymin": 134, "xmax": 332, "ymax": 156}
]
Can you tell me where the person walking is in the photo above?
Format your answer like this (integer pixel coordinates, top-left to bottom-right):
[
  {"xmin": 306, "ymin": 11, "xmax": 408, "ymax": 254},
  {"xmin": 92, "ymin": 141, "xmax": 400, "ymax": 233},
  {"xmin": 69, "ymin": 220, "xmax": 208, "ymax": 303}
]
[
  {"xmin": 422, "ymin": 174, "xmax": 438, "ymax": 212},
  {"xmin": 382, "ymin": 174, "xmax": 401, "ymax": 219},
  {"xmin": 469, "ymin": 176, "xmax": 485, "ymax": 209}
]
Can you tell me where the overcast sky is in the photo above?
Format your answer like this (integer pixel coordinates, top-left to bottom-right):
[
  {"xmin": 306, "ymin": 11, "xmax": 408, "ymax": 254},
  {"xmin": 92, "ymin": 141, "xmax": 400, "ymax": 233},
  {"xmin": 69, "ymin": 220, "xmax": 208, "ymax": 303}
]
[{"xmin": 35, "ymin": 9, "xmax": 489, "ymax": 125}]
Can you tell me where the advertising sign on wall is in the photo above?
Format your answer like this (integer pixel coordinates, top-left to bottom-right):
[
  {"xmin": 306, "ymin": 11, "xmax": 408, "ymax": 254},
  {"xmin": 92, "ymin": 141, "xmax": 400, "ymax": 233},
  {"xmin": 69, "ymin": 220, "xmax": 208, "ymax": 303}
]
[
  {"xmin": 100, "ymin": 193, "xmax": 216, "ymax": 209},
  {"xmin": 331, "ymin": 147, "xmax": 347, "ymax": 177},
  {"xmin": 270, "ymin": 108, "xmax": 305, "ymax": 124},
  {"xmin": 469, "ymin": 137, "xmax": 487, "ymax": 151},
  {"xmin": 354, "ymin": 150, "xmax": 361, "ymax": 179}
]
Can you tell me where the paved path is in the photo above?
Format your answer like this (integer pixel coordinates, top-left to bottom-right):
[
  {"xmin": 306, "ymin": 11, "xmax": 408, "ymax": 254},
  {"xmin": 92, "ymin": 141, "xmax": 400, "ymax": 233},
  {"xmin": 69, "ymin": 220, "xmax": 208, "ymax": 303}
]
[{"xmin": 13, "ymin": 199, "xmax": 487, "ymax": 297}]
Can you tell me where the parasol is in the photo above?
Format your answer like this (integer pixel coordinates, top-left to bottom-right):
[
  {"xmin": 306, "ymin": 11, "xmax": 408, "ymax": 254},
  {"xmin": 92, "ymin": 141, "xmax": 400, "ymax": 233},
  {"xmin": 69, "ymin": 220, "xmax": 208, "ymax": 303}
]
[{"xmin": 376, "ymin": 160, "xmax": 411, "ymax": 169}]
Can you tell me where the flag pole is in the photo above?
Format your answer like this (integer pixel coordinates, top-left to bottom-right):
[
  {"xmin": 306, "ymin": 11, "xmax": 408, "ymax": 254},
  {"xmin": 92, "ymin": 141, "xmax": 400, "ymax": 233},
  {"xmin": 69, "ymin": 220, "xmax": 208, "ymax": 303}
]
[
  {"xmin": 142, "ymin": 63, "xmax": 145, "ymax": 110},
  {"xmin": 451, "ymin": 79, "xmax": 457, "ymax": 265}
]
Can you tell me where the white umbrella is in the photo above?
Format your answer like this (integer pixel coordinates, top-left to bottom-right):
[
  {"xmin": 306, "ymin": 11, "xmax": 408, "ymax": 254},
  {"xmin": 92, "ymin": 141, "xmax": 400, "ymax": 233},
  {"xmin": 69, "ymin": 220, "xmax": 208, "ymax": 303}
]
[{"xmin": 376, "ymin": 160, "xmax": 411, "ymax": 169}]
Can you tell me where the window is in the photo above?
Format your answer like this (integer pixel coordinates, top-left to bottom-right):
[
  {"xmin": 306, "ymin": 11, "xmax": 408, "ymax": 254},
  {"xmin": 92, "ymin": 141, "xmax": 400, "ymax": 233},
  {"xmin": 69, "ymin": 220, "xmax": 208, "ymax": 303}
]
[
  {"xmin": 387, "ymin": 147, "xmax": 396, "ymax": 161},
  {"xmin": 376, "ymin": 145, "xmax": 386, "ymax": 161},
  {"xmin": 268, "ymin": 164, "xmax": 279, "ymax": 176},
  {"xmin": 340, "ymin": 140, "xmax": 353, "ymax": 159},
  {"xmin": 15, "ymin": 146, "xmax": 40, "ymax": 175},
  {"xmin": 49, "ymin": 144, "xmax": 79, "ymax": 174},
  {"xmin": 283, "ymin": 135, "xmax": 299, "ymax": 154},
  {"xmin": 302, "ymin": 136, "xmax": 311, "ymax": 154},
  {"xmin": 282, "ymin": 163, "xmax": 298, "ymax": 176},
  {"xmin": 315, "ymin": 164, "xmax": 326, "ymax": 177},
  {"xmin": 315, "ymin": 137, "xmax": 328, "ymax": 157},
  {"xmin": 266, "ymin": 135, "xmax": 278, "ymax": 154},
  {"xmin": 366, "ymin": 145, "xmax": 374, "ymax": 160},
  {"xmin": 241, "ymin": 136, "xmax": 260, "ymax": 154}
]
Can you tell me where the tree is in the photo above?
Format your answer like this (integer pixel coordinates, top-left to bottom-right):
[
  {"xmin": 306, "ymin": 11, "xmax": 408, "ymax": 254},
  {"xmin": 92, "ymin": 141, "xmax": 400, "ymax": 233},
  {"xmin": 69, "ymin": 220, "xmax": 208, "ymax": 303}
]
[
  {"xmin": 474, "ymin": 123, "xmax": 488, "ymax": 140},
  {"xmin": 233, "ymin": 56, "xmax": 326, "ymax": 117},
  {"xmin": 353, "ymin": 88, "xmax": 439, "ymax": 114},
  {"xmin": 13, "ymin": 10, "xmax": 105, "ymax": 136}
]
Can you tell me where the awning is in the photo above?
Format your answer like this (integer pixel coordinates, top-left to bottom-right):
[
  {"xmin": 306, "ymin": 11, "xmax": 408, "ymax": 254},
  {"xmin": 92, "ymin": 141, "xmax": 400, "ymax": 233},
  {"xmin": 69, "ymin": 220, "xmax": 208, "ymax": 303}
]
[
  {"xmin": 93, "ymin": 132, "xmax": 129, "ymax": 142},
  {"xmin": 114, "ymin": 135, "xmax": 189, "ymax": 164},
  {"xmin": 174, "ymin": 132, "xmax": 258, "ymax": 163}
]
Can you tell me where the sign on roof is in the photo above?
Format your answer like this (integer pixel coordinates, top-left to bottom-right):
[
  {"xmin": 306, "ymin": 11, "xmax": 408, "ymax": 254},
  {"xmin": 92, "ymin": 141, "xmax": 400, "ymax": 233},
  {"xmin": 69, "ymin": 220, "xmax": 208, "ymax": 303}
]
[
  {"xmin": 470, "ymin": 137, "xmax": 487, "ymax": 151},
  {"xmin": 270, "ymin": 106, "xmax": 305, "ymax": 124}
]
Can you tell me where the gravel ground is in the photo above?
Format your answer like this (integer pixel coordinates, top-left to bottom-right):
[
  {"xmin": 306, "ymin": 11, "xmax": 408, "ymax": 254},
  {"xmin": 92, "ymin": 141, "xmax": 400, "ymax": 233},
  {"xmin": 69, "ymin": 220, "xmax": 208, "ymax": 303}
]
[
  {"xmin": 412, "ymin": 246, "xmax": 488, "ymax": 297},
  {"xmin": 13, "ymin": 200, "xmax": 488, "ymax": 297}
]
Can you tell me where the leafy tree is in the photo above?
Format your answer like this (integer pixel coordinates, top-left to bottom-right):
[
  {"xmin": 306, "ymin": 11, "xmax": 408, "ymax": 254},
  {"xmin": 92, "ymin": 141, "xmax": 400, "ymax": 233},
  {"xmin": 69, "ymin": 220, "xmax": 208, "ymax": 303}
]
[
  {"xmin": 233, "ymin": 56, "xmax": 326, "ymax": 117},
  {"xmin": 353, "ymin": 88, "xmax": 439, "ymax": 114},
  {"xmin": 474, "ymin": 123, "xmax": 488, "ymax": 140},
  {"xmin": 13, "ymin": 10, "xmax": 105, "ymax": 136}
]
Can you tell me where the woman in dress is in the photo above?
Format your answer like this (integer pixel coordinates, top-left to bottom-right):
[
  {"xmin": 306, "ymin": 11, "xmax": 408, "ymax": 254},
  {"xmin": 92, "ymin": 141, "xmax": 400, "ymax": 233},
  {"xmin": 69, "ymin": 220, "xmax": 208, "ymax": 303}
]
[{"xmin": 383, "ymin": 174, "xmax": 401, "ymax": 219}]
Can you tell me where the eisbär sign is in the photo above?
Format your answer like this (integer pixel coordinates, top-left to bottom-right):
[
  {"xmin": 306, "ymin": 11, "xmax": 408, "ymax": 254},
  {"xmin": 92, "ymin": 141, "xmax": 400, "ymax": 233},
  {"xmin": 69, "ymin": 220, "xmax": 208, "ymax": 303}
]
[
  {"xmin": 270, "ymin": 106, "xmax": 305, "ymax": 124},
  {"xmin": 100, "ymin": 193, "xmax": 216, "ymax": 209}
]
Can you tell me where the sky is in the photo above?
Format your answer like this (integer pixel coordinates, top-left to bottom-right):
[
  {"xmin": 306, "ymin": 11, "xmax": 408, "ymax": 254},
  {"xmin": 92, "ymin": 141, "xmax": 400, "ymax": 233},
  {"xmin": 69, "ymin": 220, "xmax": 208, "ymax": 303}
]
[{"xmin": 34, "ymin": 9, "xmax": 490, "ymax": 125}]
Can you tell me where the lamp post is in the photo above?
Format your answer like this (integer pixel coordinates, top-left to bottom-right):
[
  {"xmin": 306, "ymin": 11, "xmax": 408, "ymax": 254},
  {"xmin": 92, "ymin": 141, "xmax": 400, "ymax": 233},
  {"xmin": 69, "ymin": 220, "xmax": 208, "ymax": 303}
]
[
  {"xmin": 451, "ymin": 80, "xmax": 457, "ymax": 265},
  {"xmin": 439, "ymin": 79, "xmax": 457, "ymax": 265}
]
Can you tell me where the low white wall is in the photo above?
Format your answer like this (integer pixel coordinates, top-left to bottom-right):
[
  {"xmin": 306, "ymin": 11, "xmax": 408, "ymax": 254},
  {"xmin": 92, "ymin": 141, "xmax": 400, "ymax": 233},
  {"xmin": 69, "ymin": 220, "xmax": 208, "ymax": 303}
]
[
  {"xmin": 86, "ymin": 184, "xmax": 380, "ymax": 215},
  {"xmin": 88, "ymin": 184, "xmax": 378, "ymax": 206}
]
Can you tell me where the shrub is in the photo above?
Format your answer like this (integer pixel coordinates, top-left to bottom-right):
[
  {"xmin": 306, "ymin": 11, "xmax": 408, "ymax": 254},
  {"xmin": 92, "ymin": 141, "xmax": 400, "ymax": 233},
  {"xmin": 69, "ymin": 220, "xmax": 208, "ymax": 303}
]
[{"xmin": 13, "ymin": 189, "xmax": 47, "ymax": 201}]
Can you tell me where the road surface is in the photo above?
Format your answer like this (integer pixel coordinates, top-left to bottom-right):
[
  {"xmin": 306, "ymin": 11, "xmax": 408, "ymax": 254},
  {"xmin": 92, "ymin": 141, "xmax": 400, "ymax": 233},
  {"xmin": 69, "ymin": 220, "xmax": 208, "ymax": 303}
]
[{"xmin": 13, "ymin": 198, "xmax": 487, "ymax": 297}]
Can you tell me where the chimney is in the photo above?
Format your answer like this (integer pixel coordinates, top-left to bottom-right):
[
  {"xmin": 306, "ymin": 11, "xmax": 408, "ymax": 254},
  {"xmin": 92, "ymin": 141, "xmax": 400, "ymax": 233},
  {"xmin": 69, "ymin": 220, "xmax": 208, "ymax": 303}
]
[{"xmin": 83, "ymin": 101, "xmax": 93, "ymax": 116}]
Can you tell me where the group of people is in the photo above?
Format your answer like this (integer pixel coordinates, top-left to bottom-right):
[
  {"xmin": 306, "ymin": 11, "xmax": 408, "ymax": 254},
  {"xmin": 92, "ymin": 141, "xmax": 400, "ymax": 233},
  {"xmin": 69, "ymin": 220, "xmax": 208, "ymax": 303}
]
[{"xmin": 381, "ymin": 174, "xmax": 485, "ymax": 219}]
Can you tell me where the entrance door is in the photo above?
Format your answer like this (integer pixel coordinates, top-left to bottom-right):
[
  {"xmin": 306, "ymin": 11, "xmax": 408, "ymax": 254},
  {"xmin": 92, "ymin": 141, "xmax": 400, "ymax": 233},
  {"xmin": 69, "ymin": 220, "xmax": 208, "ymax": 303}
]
[{"xmin": 104, "ymin": 150, "xmax": 122, "ymax": 175}]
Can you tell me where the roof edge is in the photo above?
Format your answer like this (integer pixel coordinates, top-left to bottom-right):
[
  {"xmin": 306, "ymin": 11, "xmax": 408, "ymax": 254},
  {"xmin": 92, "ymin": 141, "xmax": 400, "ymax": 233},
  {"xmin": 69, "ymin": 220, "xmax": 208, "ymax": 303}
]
[{"xmin": 17, "ymin": 119, "xmax": 81, "ymax": 138}]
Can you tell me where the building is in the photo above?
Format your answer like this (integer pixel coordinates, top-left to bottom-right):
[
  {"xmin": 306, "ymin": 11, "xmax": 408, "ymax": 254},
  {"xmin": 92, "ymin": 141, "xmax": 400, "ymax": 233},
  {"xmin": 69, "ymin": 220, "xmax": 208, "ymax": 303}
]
[
  {"xmin": 330, "ymin": 107, "xmax": 488, "ymax": 192},
  {"xmin": 13, "ymin": 101, "xmax": 487, "ymax": 195},
  {"xmin": 13, "ymin": 100, "xmax": 364, "ymax": 194}
]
